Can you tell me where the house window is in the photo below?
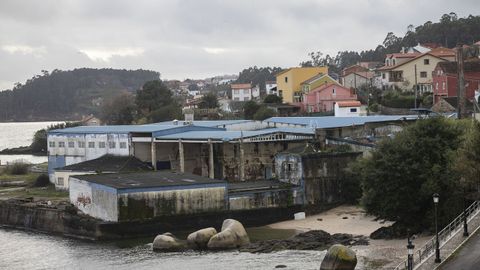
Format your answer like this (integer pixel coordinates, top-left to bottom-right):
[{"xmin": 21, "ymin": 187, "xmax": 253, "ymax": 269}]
[
  {"xmin": 442, "ymin": 82, "xmax": 446, "ymax": 90},
  {"xmin": 332, "ymin": 88, "xmax": 336, "ymax": 94},
  {"xmin": 108, "ymin": 142, "xmax": 116, "ymax": 149},
  {"xmin": 392, "ymin": 59, "xmax": 396, "ymax": 65},
  {"xmin": 234, "ymin": 97, "xmax": 240, "ymax": 101},
  {"xmin": 436, "ymin": 82, "xmax": 439, "ymax": 90},
  {"xmin": 49, "ymin": 141, "xmax": 55, "ymax": 147},
  {"xmin": 57, "ymin": 177, "xmax": 64, "ymax": 186},
  {"xmin": 420, "ymin": 72, "xmax": 427, "ymax": 78},
  {"xmin": 88, "ymin": 142, "xmax": 95, "ymax": 148},
  {"xmin": 382, "ymin": 73, "xmax": 386, "ymax": 79},
  {"xmin": 243, "ymin": 89, "xmax": 249, "ymax": 94},
  {"xmin": 78, "ymin": 141, "xmax": 85, "ymax": 148},
  {"xmin": 234, "ymin": 89, "xmax": 239, "ymax": 95},
  {"xmin": 58, "ymin": 142, "xmax": 65, "ymax": 147},
  {"xmin": 68, "ymin": 141, "xmax": 75, "ymax": 148},
  {"xmin": 424, "ymin": 59, "xmax": 430, "ymax": 65},
  {"xmin": 350, "ymin": 108, "xmax": 357, "ymax": 112},
  {"xmin": 278, "ymin": 90, "xmax": 283, "ymax": 97},
  {"xmin": 99, "ymin": 142, "xmax": 106, "ymax": 148},
  {"xmin": 120, "ymin": 142, "xmax": 127, "ymax": 149},
  {"xmin": 284, "ymin": 77, "xmax": 288, "ymax": 83}
]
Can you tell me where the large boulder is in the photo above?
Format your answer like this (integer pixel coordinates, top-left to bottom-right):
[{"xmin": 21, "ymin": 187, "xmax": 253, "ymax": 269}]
[
  {"xmin": 187, "ymin": 227, "xmax": 217, "ymax": 249},
  {"xmin": 320, "ymin": 244, "xmax": 357, "ymax": 270},
  {"xmin": 152, "ymin": 232, "xmax": 186, "ymax": 252},
  {"xmin": 207, "ymin": 219, "xmax": 250, "ymax": 250}
]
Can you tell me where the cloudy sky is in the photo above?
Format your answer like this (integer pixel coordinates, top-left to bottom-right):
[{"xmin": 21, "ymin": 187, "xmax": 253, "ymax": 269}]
[{"xmin": 0, "ymin": 0, "xmax": 478, "ymax": 90}]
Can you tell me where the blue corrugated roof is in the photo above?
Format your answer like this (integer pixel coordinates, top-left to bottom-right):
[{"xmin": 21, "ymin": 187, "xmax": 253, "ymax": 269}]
[
  {"xmin": 265, "ymin": 116, "xmax": 418, "ymax": 129},
  {"xmin": 155, "ymin": 128, "xmax": 315, "ymax": 141},
  {"xmin": 49, "ymin": 120, "xmax": 254, "ymax": 135}
]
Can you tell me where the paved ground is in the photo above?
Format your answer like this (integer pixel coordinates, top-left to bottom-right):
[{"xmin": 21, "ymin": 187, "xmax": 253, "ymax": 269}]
[{"xmin": 440, "ymin": 230, "xmax": 480, "ymax": 270}]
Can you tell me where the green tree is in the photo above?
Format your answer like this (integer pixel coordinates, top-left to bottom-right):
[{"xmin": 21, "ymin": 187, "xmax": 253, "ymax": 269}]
[
  {"xmin": 101, "ymin": 92, "xmax": 136, "ymax": 125},
  {"xmin": 198, "ymin": 92, "xmax": 219, "ymax": 109},
  {"xmin": 253, "ymin": 106, "xmax": 276, "ymax": 120},
  {"xmin": 355, "ymin": 118, "xmax": 465, "ymax": 230},
  {"xmin": 243, "ymin": 100, "xmax": 260, "ymax": 120},
  {"xmin": 455, "ymin": 121, "xmax": 480, "ymax": 192},
  {"xmin": 263, "ymin": 94, "xmax": 282, "ymax": 104},
  {"xmin": 136, "ymin": 80, "xmax": 182, "ymax": 122}
]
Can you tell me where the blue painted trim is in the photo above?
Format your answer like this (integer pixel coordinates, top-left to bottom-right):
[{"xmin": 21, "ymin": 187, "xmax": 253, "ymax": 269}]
[{"xmin": 116, "ymin": 183, "xmax": 227, "ymax": 194}]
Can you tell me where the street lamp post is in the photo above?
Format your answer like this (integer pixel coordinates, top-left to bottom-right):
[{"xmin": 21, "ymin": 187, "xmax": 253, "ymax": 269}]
[
  {"xmin": 433, "ymin": 193, "xmax": 441, "ymax": 263},
  {"xmin": 407, "ymin": 232, "xmax": 415, "ymax": 270}
]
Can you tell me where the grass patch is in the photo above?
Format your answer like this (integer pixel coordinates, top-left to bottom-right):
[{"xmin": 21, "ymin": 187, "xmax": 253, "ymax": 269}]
[
  {"xmin": 0, "ymin": 172, "xmax": 40, "ymax": 184},
  {"xmin": 5, "ymin": 184, "xmax": 68, "ymax": 199}
]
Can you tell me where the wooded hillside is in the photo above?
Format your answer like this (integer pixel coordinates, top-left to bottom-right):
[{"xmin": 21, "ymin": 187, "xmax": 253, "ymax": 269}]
[{"xmin": 0, "ymin": 68, "xmax": 160, "ymax": 121}]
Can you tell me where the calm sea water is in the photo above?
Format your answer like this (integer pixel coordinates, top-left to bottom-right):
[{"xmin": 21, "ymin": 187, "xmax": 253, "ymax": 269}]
[
  {"xmin": 0, "ymin": 121, "xmax": 63, "ymax": 164},
  {"xmin": 0, "ymin": 229, "xmax": 325, "ymax": 270}
]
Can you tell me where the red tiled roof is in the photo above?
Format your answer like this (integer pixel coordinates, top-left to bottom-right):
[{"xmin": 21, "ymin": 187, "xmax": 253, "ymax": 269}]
[
  {"xmin": 231, "ymin": 83, "xmax": 251, "ymax": 89},
  {"xmin": 337, "ymin": 101, "xmax": 361, "ymax": 107},
  {"xmin": 377, "ymin": 52, "xmax": 451, "ymax": 71},
  {"xmin": 429, "ymin": 47, "xmax": 455, "ymax": 57}
]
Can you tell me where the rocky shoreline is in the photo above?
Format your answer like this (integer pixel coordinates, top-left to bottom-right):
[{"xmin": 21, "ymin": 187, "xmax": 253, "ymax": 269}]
[
  {"xmin": 0, "ymin": 146, "xmax": 45, "ymax": 156},
  {"xmin": 240, "ymin": 230, "xmax": 369, "ymax": 253}
]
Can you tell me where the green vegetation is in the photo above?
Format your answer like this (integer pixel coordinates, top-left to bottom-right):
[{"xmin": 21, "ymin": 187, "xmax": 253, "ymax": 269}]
[
  {"xmin": 100, "ymin": 91, "xmax": 136, "ymax": 125},
  {"xmin": 198, "ymin": 92, "xmax": 220, "ymax": 109},
  {"xmin": 235, "ymin": 66, "xmax": 283, "ymax": 90},
  {"xmin": 349, "ymin": 117, "xmax": 478, "ymax": 232},
  {"xmin": 263, "ymin": 94, "xmax": 283, "ymax": 104},
  {"xmin": 135, "ymin": 80, "xmax": 182, "ymax": 123},
  {"xmin": 4, "ymin": 162, "xmax": 29, "ymax": 175},
  {"xmin": 0, "ymin": 169, "xmax": 67, "ymax": 200},
  {"xmin": 253, "ymin": 106, "xmax": 276, "ymax": 121},
  {"xmin": 0, "ymin": 68, "xmax": 160, "ymax": 121}
]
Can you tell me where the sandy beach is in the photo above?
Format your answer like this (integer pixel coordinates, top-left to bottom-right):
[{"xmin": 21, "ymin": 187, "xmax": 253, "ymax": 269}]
[{"xmin": 268, "ymin": 205, "xmax": 431, "ymax": 269}]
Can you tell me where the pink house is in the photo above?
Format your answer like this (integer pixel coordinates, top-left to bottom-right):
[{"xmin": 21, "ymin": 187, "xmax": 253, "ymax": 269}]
[{"xmin": 302, "ymin": 83, "xmax": 358, "ymax": 113}]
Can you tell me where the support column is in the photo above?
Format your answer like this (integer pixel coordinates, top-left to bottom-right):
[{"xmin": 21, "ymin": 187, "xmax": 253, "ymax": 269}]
[
  {"xmin": 239, "ymin": 139, "xmax": 245, "ymax": 181},
  {"xmin": 151, "ymin": 138, "xmax": 157, "ymax": 171},
  {"xmin": 208, "ymin": 139, "xmax": 214, "ymax": 179},
  {"xmin": 179, "ymin": 139, "xmax": 185, "ymax": 173}
]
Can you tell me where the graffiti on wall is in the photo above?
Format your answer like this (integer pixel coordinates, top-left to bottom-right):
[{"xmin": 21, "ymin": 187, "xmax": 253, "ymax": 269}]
[{"xmin": 76, "ymin": 193, "xmax": 92, "ymax": 207}]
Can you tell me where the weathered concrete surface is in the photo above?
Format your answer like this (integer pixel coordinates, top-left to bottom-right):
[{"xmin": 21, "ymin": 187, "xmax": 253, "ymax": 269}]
[
  {"xmin": 187, "ymin": 227, "xmax": 217, "ymax": 249},
  {"xmin": 207, "ymin": 219, "xmax": 250, "ymax": 249},
  {"xmin": 319, "ymin": 244, "xmax": 357, "ymax": 270},
  {"xmin": 152, "ymin": 232, "xmax": 186, "ymax": 251}
]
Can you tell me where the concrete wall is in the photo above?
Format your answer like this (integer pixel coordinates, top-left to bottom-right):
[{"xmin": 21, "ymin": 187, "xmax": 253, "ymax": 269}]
[
  {"xmin": 69, "ymin": 177, "xmax": 118, "ymax": 222},
  {"xmin": 228, "ymin": 188, "xmax": 303, "ymax": 210},
  {"xmin": 53, "ymin": 170, "xmax": 94, "ymax": 190},
  {"xmin": 117, "ymin": 186, "xmax": 226, "ymax": 221},
  {"xmin": 275, "ymin": 154, "xmax": 303, "ymax": 185}
]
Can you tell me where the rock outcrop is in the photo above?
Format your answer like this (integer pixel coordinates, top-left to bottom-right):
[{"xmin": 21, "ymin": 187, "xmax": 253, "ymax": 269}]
[
  {"xmin": 152, "ymin": 232, "xmax": 186, "ymax": 252},
  {"xmin": 319, "ymin": 244, "xmax": 357, "ymax": 270},
  {"xmin": 207, "ymin": 219, "xmax": 250, "ymax": 250},
  {"xmin": 187, "ymin": 227, "xmax": 217, "ymax": 249},
  {"xmin": 240, "ymin": 230, "xmax": 368, "ymax": 253}
]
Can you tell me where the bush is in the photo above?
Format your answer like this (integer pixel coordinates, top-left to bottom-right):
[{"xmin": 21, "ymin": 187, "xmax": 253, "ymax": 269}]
[
  {"xmin": 253, "ymin": 106, "xmax": 276, "ymax": 120},
  {"xmin": 5, "ymin": 162, "xmax": 29, "ymax": 175},
  {"xmin": 33, "ymin": 174, "xmax": 50, "ymax": 187}
]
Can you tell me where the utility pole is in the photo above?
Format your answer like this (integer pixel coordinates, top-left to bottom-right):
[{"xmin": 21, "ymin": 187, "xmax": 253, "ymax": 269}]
[
  {"xmin": 456, "ymin": 44, "xmax": 466, "ymax": 119},
  {"xmin": 414, "ymin": 64, "xmax": 418, "ymax": 109}
]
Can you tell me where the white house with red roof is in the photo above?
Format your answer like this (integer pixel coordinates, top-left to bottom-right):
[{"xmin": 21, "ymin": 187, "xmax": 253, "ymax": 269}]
[
  {"xmin": 334, "ymin": 101, "xmax": 362, "ymax": 117},
  {"xmin": 376, "ymin": 47, "xmax": 456, "ymax": 92}
]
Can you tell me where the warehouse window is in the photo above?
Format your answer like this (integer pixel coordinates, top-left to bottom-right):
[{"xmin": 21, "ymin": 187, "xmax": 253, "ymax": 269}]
[
  {"xmin": 49, "ymin": 141, "xmax": 55, "ymax": 147},
  {"xmin": 99, "ymin": 142, "xmax": 106, "ymax": 148},
  {"xmin": 57, "ymin": 177, "xmax": 64, "ymax": 186},
  {"xmin": 58, "ymin": 142, "xmax": 65, "ymax": 147},
  {"xmin": 88, "ymin": 142, "xmax": 95, "ymax": 148},
  {"xmin": 120, "ymin": 142, "xmax": 127, "ymax": 149},
  {"xmin": 78, "ymin": 141, "xmax": 85, "ymax": 148},
  {"xmin": 68, "ymin": 142, "xmax": 75, "ymax": 148},
  {"xmin": 108, "ymin": 142, "xmax": 116, "ymax": 149}
]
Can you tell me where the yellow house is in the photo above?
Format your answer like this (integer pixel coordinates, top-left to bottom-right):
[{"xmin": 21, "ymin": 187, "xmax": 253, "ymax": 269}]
[
  {"xmin": 300, "ymin": 73, "xmax": 340, "ymax": 94},
  {"xmin": 276, "ymin": 67, "xmax": 329, "ymax": 103}
]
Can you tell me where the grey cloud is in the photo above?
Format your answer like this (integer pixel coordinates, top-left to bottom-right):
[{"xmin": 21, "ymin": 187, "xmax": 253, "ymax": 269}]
[{"xmin": 0, "ymin": 0, "xmax": 479, "ymax": 89}]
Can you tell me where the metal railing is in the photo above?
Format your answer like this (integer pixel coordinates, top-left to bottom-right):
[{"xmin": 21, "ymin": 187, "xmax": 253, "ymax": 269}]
[{"xmin": 394, "ymin": 200, "xmax": 480, "ymax": 270}]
